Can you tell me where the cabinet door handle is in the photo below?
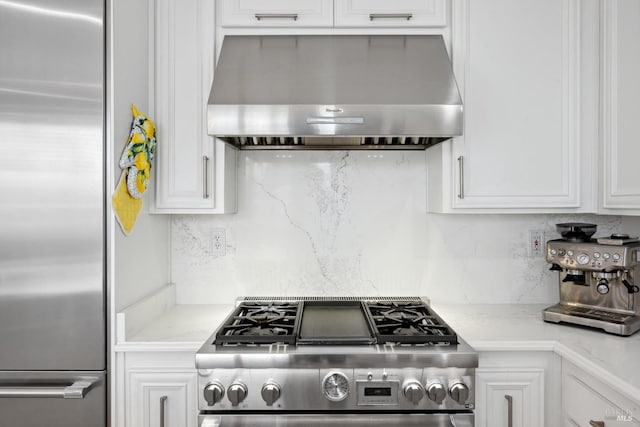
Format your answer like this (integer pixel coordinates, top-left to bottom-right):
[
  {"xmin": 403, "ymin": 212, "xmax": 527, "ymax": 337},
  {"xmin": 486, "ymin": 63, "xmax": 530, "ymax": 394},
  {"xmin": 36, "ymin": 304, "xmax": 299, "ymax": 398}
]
[
  {"xmin": 505, "ymin": 395, "xmax": 513, "ymax": 427},
  {"xmin": 160, "ymin": 395, "xmax": 168, "ymax": 427},
  {"xmin": 203, "ymin": 156, "xmax": 210, "ymax": 199},
  {"xmin": 255, "ymin": 13, "xmax": 298, "ymax": 21},
  {"xmin": 369, "ymin": 13, "xmax": 413, "ymax": 21},
  {"xmin": 589, "ymin": 422, "xmax": 605, "ymax": 427},
  {"xmin": 457, "ymin": 155, "xmax": 464, "ymax": 199}
]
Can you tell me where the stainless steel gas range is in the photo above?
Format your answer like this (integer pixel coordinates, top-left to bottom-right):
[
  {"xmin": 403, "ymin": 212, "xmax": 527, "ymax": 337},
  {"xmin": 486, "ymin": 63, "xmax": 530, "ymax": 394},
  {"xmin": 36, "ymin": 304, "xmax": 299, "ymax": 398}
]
[{"xmin": 196, "ymin": 297, "xmax": 477, "ymax": 427}]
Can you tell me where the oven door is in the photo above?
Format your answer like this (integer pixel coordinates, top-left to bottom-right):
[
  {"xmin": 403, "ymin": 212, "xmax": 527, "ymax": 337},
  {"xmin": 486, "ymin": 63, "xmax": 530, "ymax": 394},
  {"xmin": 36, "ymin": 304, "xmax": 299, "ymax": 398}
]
[{"xmin": 200, "ymin": 413, "xmax": 473, "ymax": 426}]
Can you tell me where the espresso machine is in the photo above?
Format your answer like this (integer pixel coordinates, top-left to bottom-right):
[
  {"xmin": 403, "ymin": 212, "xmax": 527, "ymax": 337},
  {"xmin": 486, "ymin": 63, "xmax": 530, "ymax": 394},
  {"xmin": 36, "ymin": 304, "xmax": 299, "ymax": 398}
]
[{"xmin": 543, "ymin": 223, "xmax": 640, "ymax": 336}]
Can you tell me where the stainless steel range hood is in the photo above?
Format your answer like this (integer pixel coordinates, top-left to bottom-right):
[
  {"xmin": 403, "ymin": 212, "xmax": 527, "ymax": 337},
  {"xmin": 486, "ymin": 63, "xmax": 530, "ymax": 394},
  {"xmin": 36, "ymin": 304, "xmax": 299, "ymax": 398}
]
[{"xmin": 207, "ymin": 35, "xmax": 463, "ymax": 150}]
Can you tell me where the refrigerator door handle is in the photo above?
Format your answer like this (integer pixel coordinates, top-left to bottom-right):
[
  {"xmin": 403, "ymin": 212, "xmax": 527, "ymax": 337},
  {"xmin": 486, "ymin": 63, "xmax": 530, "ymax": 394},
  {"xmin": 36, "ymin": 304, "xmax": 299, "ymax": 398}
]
[{"xmin": 0, "ymin": 379, "xmax": 97, "ymax": 399}]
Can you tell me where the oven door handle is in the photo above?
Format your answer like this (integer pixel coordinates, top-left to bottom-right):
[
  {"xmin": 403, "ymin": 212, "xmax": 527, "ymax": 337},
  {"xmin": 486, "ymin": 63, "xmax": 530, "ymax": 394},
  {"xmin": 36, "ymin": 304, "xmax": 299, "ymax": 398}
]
[
  {"xmin": 448, "ymin": 414, "xmax": 472, "ymax": 427},
  {"xmin": 0, "ymin": 379, "xmax": 96, "ymax": 399},
  {"xmin": 200, "ymin": 413, "xmax": 474, "ymax": 426}
]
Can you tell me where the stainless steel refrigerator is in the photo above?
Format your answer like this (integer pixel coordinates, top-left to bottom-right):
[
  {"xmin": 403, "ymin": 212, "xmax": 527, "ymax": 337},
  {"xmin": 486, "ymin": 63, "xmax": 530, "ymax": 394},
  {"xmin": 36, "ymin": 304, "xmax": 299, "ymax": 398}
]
[{"xmin": 0, "ymin": 0, "xmax": 106, "ymax": 426}]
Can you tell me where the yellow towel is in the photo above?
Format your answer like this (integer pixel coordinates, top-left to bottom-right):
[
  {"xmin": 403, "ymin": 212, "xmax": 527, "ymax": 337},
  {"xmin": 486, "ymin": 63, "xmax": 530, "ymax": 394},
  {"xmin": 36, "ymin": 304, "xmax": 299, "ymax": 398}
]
[
  {"xmin": 112, "ymin": 104, "xmax": 156, "ymax": 235},
  {"xmin": 119, "ymin": 104, "xmax": 157, "ymax": 199},
  {"xmin": 112, "ymin": 171, "xmax": 143, "ymax": 235}
]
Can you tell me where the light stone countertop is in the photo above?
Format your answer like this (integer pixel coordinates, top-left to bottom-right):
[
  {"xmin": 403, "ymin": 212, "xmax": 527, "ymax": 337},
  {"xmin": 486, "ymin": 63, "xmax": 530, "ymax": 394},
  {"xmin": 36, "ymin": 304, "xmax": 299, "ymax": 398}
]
[
  {"xmin": 115, "ymin": 303, "xmax": 640, "ymax": 402},
  {"xmin": 431, "ymin": 304, "xmax": 640, "ymax": 402},
  {"xmin": 116, "ymin": 304, "xmax": 233, "ymax": 352}
]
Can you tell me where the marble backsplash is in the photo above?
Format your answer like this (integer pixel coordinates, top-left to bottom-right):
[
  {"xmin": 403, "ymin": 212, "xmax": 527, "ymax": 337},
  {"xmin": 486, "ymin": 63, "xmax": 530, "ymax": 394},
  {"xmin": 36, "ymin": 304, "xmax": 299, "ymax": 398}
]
[{"xmin": 171, "ymin": 151, "xmax": 623, "ymax": 305}]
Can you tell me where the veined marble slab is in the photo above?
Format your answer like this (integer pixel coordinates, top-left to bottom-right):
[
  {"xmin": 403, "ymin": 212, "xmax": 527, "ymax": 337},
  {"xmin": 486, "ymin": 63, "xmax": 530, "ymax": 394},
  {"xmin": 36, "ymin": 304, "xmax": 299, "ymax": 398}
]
[{"xmin": 170, "ymin": 150, "xmax": 623, "ymax": 305}]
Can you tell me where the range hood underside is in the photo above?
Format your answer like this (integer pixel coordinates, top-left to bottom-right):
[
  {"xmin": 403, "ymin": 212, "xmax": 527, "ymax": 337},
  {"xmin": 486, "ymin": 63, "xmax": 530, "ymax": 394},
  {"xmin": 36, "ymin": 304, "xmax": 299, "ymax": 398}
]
[
  {"xmin": 218, "ymin": 136, "xmax": 450, "ymax": 150},
  {"xmin": 208, "ymin": 103, "xmax": 462, "ymax": 150}
]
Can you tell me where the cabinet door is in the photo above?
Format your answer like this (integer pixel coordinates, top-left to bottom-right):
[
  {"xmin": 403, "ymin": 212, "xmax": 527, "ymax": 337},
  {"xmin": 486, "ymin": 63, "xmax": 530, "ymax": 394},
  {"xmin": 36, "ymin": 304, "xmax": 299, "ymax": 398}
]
[
  {"xmin": 432, "ymin": 0, "xmax": 598, "ymax": 212},
  {"xmin": 601, "ymin": 0, "xmax": 640, "ymax": 212},
  {"xmin": 334, "ymin": 0, "xmax": 446, "ymax": 27},
  {"xmin": 475, "ymin": 369, "xmax": 544, "ymax": 427},
  {"xmin": 219, "ymin": 0, "xmax": 333, "ymax": 27},
  {"xmin": 127, "ymin": 371, "xmax": 198, "ymax": 427},
  {"xmin": 153, "ymin": 0, "xmax": 236, "ymax": 213},
  {"xmin": 563, "ymin": 365, "xmax": 640, "ymax": 427}
]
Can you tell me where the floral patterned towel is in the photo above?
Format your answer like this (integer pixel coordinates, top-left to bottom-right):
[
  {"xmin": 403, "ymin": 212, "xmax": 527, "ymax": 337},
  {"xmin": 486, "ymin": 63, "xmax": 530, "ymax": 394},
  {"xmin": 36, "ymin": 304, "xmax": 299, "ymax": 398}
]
[
  {"xmin": 119, "ymin": 104, "xmax": 156, "ymax": 198},
  {"xmin": 112, "ymin": 104, "xmax": 156, "ymax": 235}
]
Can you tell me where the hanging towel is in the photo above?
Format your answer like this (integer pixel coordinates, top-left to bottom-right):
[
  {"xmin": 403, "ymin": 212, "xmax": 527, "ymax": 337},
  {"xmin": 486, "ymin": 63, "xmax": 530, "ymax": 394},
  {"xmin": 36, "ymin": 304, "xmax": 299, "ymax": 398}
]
[{"xmin": 112, "ymin": 104, "xmax": 157, "ymax": 235}]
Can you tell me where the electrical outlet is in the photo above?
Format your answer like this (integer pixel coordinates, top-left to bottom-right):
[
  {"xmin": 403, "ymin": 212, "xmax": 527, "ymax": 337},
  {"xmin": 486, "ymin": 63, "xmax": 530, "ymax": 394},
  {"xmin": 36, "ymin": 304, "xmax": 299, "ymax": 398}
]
[
  {"xmin": 529, "ymin": 230, "xmax": 545, "ymax": 257},
  {"xmin": 211, "ymin": 228, "xmax": 226, "ymax": 256}
]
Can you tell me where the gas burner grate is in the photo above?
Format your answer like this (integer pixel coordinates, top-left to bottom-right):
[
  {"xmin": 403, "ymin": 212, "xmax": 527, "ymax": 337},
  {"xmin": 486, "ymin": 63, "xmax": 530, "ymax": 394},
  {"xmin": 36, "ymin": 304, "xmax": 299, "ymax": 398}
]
[
  {"xmin": 241, "ymin": 296, "xmax": 424, "ymax": 303},
  {"xmin": 214, "ymin": 302, "xmax": 302, "ymax": 345},
  {"xmin": 365, "ymin": 302, "xmax": 458, "ymax": 345}
]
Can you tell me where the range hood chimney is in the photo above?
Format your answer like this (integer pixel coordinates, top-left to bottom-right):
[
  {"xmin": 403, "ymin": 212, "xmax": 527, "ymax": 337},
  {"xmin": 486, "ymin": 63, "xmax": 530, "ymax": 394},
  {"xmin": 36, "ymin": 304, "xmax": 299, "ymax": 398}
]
[{"xmin": 207, "ymin": 35, "xmax": 463, "ymax": 150}]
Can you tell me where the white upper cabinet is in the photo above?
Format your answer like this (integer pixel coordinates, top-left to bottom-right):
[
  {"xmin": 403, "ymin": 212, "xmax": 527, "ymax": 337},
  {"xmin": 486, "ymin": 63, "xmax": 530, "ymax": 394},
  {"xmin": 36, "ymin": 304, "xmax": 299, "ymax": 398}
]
[
  {"xmin": 427, "ymin": 0, "xmax": 599, "ymax": 213},
  {"xmin": 600, "ymin": 0, "xmax": 640, "ymax": 213},
  {"xmin": 334, "ymin": 0, "xmax": 447, "ymax": 27},
  {"xmin": 219, "ymin": 0, "xmax": 446, "ymax": 28},
  {"xmin": 153, "ymin": 0, "xmax": 237, "ymax": 214},
  {"xmin": 219, "ymin": 0, "xmax": 334, "ymax": 27}
]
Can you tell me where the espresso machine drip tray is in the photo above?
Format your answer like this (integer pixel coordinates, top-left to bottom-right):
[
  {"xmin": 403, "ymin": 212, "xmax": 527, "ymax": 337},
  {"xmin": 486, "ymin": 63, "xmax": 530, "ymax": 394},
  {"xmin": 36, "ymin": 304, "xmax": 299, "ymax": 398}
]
[{"xmin": 543, "ymin": 304, "xmax": 640, "ymax": 336}]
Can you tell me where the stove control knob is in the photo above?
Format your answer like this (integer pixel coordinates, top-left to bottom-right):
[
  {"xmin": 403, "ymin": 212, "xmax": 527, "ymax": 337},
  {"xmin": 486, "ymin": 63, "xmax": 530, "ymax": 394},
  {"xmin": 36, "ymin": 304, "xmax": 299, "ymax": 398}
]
[
  {"xmin": 426, "ymin": 382, "xmax": 446, "ymax": 404},
  {"xmin": 203, "ymin": 381, "xmax": 225, "ymax": 406},
  {"xmin": 449, "ymin": 381, "xmax": 470, "ymax": 405},
  {"xmin": 261, "ymin": 381, "xmax": 281, "ymax": 406},
  {"xmin": 227, "ymin": 382, "xmax": 248, "ymax": 406},
  {"xmin": 403, "ymin": 381, "xmax": 425, "ymax": 405}
]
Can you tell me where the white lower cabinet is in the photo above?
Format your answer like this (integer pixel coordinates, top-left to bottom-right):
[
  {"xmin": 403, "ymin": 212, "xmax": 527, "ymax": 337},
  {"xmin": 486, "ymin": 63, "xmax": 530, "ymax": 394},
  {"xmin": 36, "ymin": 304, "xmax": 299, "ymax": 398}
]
[
  {"xmin": 128, "ymin": 371, "xmax": 197, "ymax": 427},
  {"xmin": 475, "ymin": 351, "xmax": 561, "ymax": 427},
  {"xmin": 562, "ymin": 360, "xmax": 640, "ymax": 427},
  {"xmin": 123, "ymin": 352, "xmax": 198, "ymax": 427},
  {"xmin": 476, "ymin": 369, "xmax": 544, "ymax": 427}
]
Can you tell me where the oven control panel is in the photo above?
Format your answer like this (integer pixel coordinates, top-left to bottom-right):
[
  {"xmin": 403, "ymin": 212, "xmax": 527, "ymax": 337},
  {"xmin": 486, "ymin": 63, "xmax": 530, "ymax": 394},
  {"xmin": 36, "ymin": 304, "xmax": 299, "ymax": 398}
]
[{"xmin": 197, "ymin": 367, "xmax": 475, "ymax": 412}]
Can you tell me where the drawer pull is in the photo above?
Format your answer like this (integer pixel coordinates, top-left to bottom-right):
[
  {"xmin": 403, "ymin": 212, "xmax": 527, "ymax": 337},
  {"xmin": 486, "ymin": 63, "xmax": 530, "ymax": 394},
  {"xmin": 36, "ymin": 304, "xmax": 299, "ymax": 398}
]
[
  {"xmin": 255, "ymin": 13, "xmax": 298, "ymax": 21},
  {"xmin": 457, "ymin": 155, "xmax": 464, "ymax": 199},
  {"xmin": 203, "ymin": 156, "xmax": 210, "ymax": 199},
  {"xmin": 369, "ymin": 13, "xmax": 413, "ymax": 21},
  {"xmin": 589, "ymin": 422, "xmax": 605, "ymax": 427},
  {"xmin": 505, "ymin": 395, "xmax": 513, "ymax": 427},
  {"xmin": 160, "ymin": 395, "xmax": 168, "ymax": 427}
]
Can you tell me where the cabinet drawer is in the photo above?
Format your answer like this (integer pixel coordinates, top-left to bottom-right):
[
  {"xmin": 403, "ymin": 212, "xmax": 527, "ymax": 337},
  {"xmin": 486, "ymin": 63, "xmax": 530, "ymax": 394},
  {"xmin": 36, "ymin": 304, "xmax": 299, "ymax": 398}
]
[
  {"xmin": 335, "ymin": 0, "xmax": 446, "ymax": 27},
  {"xmin": 220, "ymin": 0, "xmax": 333, "ymax": 27},
  {"xmin": 564, "ymin": 372, "xmax": 639, "ymax": 426}
]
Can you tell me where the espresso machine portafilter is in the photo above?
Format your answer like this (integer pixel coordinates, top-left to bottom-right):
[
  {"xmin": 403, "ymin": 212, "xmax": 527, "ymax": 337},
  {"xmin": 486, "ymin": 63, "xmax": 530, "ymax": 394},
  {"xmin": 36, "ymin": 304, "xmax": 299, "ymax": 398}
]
[{"xmin": 543, "ymin": 223, "xmax": 640, "ymax": 336}]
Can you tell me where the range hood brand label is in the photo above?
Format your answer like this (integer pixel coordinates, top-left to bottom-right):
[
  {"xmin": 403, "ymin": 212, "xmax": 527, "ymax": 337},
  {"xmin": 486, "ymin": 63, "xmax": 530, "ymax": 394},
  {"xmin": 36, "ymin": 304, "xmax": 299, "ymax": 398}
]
[{"xmin": 307, "ymin": 117, "xmax": 365, "ymax": 125}]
